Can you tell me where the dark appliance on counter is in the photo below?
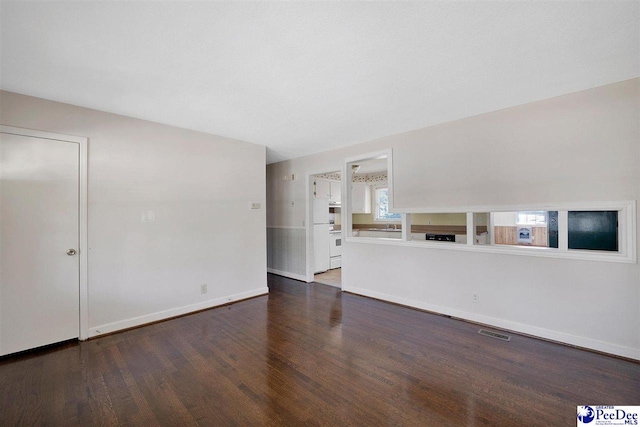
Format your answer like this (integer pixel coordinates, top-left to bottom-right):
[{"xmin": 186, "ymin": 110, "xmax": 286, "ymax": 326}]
[{"xmin": 426, "ymin": 233, "xmax": 455, "ymax": 242}]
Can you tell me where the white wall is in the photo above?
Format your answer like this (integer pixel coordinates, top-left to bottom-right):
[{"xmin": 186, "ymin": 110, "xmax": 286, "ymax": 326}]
[
  {"xmin": 392, "ymin": 79, "xmax": 638, "ymax": 209},
  {"xmin": 1, "ymin": 91, "xmax": 267, "ymax": 336},
  {"xmin": 493, "ymin": 212, "xmax": 518, "ymax": 227},
  {"xmin": 343, "ymin": 240, "xmax": 639, "ymax": 358},
  {"xmin": 266, "ymin": 78, "xmax": 640, "ymax": 359}
]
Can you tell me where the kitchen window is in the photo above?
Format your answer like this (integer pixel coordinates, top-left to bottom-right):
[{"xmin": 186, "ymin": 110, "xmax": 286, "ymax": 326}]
[
  {"xmin": 516, "ymin": 211, "xmax": 547, "ymax": 226},
  {"xmin": 374, "ymin": 188, "xmax": 401, "ymax": 222}
]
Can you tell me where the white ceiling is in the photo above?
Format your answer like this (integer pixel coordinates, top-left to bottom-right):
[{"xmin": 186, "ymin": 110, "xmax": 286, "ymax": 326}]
[{"xmin": 1, "ymin": 1, "xmax": 638, "ymax": 164}]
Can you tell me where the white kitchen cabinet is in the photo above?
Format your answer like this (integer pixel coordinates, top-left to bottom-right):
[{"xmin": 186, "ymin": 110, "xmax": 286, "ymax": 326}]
[
  {"xmin": 314, "ymin": 179, "xmax": 331, "ymax": 199},
  {"xmin": 356, "ymin": 230, "xmax": 376, "ymax": 238},
  {"xmin": 315, "ymin": 179, "xmax": 342, "ymax": 204},
  {"xmin": 357, "ymin": 230, "xmax": 401, "ymax": 239},
  {"xmin": 351, "ymin": 183, "xmax": 371, "ymax": 213},
  {"xmin": 329, "ymin": 181, "xmax": 341, "ymax": 205}
]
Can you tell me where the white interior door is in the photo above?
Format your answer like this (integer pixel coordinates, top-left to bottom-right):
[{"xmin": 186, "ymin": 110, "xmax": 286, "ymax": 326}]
[{"xmin": 0, "ymin": 131, "xmax": 80, "ymax": 356}]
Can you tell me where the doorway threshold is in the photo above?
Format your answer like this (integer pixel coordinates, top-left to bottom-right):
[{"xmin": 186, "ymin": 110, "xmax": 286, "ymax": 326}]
[{"xmin": 314, "ymin": 268, "xmax": 341, "ymax": 288}]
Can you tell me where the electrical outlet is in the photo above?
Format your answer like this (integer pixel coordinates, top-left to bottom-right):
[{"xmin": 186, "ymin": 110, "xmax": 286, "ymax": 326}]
[
  {"xmin": 201, "ymin": 284, "xmax": 207, "ymax": 294},
  {"xmin": 472, "ymin": 293, "xmax": 479, "ymax": 303},
  {"xmin": 428, "ymin": 220, "xmax": 432, "ymax": 225}
]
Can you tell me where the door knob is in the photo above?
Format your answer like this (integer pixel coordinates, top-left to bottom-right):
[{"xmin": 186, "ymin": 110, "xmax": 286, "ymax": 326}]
[{"xmin": 66, "ymin": 249, "xmax": 77, "ymax": 256}]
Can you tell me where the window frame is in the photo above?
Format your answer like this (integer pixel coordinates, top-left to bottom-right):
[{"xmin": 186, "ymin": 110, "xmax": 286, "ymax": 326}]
[
  {"xmin": 346, "ymin": 200, "xmax": 636, "ymax": 264},
  {"xmin": 343, "ymin": 149, "xmax": 395, "ymax": 238},
  {"xmin": 483, "ymin": 204, "xmax": 634, "ymax": 262}
]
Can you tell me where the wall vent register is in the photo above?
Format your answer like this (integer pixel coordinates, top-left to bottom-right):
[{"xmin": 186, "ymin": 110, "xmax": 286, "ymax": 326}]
[{"xmin": 478, "ymin": 329, "xmax": 511, "ymax": 341}]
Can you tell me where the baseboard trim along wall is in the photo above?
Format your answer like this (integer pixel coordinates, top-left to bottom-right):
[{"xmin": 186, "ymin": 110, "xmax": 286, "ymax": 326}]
[
  {"xmin": 267, "ymin": 268, "xmax": 310, "ymax": 283},
  {"xmin": 345, "ymin": 286, "xmax": 640, "ymax": 361},
  {"xmin": 88, "ymin": 287, "xmax": 269, "ymax": 338}
]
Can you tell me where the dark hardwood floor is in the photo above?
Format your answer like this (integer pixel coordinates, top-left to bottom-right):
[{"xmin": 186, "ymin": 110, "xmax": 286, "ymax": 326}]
[{"xmin": 1, "ymin": 274, "xmax": 638, "ymax": 426}]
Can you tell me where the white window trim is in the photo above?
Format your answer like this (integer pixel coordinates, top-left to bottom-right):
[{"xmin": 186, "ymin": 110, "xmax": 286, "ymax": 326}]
[
  {"xmin": 343, "ymin": 149, "xmax": 394, "ymax": 238},
  {"xmin": 345, "ymin": 200, "xmax": 636, "ymax": 264}
]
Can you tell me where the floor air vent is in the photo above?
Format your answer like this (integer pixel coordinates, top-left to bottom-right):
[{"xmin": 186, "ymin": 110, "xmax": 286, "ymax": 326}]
[{"xmin": 478, "ymin": 329, "xmax": 511, "ymax": 341}]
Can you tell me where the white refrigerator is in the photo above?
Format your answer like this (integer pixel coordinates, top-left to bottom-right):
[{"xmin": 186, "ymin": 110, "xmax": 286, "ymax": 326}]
[{"xmin": 313, "ymin": 197, "xmax": 330, "ymax": 273}]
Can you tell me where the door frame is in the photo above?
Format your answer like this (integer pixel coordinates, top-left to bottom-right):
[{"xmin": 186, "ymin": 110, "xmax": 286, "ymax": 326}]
[
  {"xmin": 1, "ymin": 125, "xmax": 89, "ymax": 341},
  {"xmin": 305, "ymin": 168, "xmax": 341, "ymax": 284}
]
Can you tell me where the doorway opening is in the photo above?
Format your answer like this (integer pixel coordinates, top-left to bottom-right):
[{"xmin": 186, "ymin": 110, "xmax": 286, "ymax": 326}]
[
  {"xmin": 309, "ymin": 171, "xmax": 342, "ymax": 288},
  {"xmin": 314, "ymin": 268, "xmax": 341, "ymax": 288}
]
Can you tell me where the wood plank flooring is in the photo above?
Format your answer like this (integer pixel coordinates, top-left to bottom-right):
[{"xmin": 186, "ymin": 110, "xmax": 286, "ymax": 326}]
[{"xmin": 1, "ymin": 274, "xmax": 638, "ymax": 426}]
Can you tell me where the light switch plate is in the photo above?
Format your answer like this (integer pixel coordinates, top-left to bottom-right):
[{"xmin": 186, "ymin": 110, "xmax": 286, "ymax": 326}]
[{"xmin": 250, "ymin": 202, "xmax": 260, "ymax": 209}]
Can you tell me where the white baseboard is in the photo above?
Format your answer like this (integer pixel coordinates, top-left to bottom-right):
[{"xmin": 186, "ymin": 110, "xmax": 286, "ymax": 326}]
[
  {"xmin": 88, "ymin": 287, "xmax": 268, "ymax": 338},
  {"xmin": 267, "ymin": 268, "xmax": 311, "ymax": 283},
  {"xmin": 345, "ymin": 286, "xmax": 640, "ymax": 361}
]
